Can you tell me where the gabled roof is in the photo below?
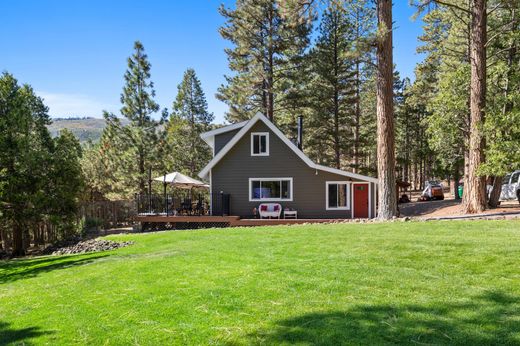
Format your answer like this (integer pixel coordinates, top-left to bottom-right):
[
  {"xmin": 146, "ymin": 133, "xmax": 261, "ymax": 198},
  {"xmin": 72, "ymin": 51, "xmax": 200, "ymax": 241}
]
[
  {"xmin": 200, "ymin": 120, "xmax": 248, "ymax": 149},
  {"xmin": 198, "ymin": 112, "xmax": 378, "ymax": 184}
]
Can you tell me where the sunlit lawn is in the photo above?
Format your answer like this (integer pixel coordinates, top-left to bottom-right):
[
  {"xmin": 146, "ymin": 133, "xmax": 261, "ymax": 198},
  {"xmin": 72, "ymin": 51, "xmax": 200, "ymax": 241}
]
[{"xmin": 2, "ymin": 220, "xmax": 520, "ymax": 345}]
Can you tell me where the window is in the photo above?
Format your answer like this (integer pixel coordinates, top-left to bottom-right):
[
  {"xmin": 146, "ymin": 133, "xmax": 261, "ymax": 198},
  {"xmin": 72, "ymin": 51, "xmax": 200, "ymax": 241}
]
[
  {"xmin": 251, "ymin": 132, "xmax": 269, "ymax": 156},
  {"xmin": 249, "ymin": 178, "xmax": 292, "ymax": 201},
  {"xmin": 326, "ymin": 181, "xmax": 350, "ymax": 210},
  {"xmin": 512, "ymin": 172, "xmax": 520, "ymax": 184}
]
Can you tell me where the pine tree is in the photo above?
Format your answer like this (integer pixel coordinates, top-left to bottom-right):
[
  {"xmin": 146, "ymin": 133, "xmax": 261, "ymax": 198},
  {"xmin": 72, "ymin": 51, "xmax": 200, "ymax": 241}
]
[
  {"xmin": 167, "ymin": 69, "xmax": 214, "ymax": 177},
  {"xmin": 344, "ymin": 0, "xmax": 376, "ymax": 173},
  {"xmin": 307, "ymin": 1, "xmax": 357, "ymax": 169},
  {"xmin": 376, "ymin": 0, "xmax": 398, "ymax": 219},
  {"xmin": 0, "ymin": 73, "xmax": 84, "ymax": 255},
  {"xmin": 480, "ymin": 2, "xmax": 519, "ymax": 207},
  {"xmin": 49, "ymin": 130, "xmax": 84, "ymax": 237},
  {"xmin": 104, "ymin": 41, "xmax": 165, "ymax": 196},
  {"xmin": 414, "ymin": 0, "xmax": 503, "ymax": 213},
  {"xmin": 217, "ymin": 0, "xmax": 314, "ymax": 123},
  {"xmin": 358, "ymin": 63, "xmax": 378, "ymax": 176}
]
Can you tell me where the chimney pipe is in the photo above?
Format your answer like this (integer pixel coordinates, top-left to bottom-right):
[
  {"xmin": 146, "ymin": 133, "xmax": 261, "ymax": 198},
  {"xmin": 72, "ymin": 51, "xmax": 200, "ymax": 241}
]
[{"xmin": 297, "ymin": 115, "xmax": 303, "ymax": 150}]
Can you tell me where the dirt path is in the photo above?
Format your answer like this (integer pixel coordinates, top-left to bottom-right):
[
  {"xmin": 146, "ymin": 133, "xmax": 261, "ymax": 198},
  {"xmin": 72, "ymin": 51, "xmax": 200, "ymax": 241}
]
[{"xmin": 400, "ymin": 198, "xmax": 520, "ymax": 219}]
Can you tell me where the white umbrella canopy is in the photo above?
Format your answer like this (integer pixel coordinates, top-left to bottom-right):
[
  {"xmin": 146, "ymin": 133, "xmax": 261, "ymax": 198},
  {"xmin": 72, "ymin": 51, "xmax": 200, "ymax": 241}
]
[{"xmin": 153, "ymin": 172, "xmax": 209, "ymax": 189}]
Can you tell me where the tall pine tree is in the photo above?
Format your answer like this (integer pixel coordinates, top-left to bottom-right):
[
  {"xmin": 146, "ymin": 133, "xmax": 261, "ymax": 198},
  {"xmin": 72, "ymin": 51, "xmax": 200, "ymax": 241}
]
[
  {"xmin": 104, "ymin": 41, "xmax": 165, "ymax": 196},
  {"xmin": 308, "ymin": 1, "xmax": 356, "ymax": 169},
  {"xmin": 344, "ymin": 0, "xmax": 376, "ymax": 173},
  {"xmin": 376, "ymin": 0, "xmax": 398, "ymax": 219},
  {"xmin": 167, "ymin": 69, "xmax": 214, "ymax": 177},
  {"xmin": 217, "ymin": 0, "xmax": 314, "ymax": 123}
]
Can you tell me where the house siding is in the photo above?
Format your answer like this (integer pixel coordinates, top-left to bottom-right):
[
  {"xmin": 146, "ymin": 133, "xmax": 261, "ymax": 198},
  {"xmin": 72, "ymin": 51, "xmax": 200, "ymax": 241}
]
[
  {"xmin": 212, "ymin": 121, "xmax": 375, "ymax": 218},
  {"xmin": 214, "ymin": 129, "xmax": 241, "ymax": 155}
]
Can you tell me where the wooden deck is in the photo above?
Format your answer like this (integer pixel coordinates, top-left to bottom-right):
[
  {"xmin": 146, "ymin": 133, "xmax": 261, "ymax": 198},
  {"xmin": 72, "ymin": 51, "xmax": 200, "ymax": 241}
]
[
  {"xmin": 135, "ymin": 215, "xmax": 239, "ymax": 224},
  {"xmin": 134, "ymin": 215, "xmax": 350, "ymax": 228}
]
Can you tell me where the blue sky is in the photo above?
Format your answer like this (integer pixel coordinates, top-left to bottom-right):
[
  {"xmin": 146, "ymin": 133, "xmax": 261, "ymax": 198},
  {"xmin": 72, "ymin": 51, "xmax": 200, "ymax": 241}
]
[{"xmin": 1, "ymin": 0, "xmax": 424, "ymax": 124}]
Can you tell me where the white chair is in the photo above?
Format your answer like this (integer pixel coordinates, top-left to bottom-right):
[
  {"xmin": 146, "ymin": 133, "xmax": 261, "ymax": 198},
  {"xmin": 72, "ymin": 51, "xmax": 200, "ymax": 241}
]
[{"xmin": 258, "ymin": 203, "xmax": 282, "ymax": 219}]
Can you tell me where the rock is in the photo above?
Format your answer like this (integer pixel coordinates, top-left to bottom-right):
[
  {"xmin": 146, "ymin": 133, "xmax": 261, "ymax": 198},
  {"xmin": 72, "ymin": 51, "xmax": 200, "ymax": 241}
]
[{"xmin": 43, "ymin": 238, "xmax": 133, "ymax": 256}]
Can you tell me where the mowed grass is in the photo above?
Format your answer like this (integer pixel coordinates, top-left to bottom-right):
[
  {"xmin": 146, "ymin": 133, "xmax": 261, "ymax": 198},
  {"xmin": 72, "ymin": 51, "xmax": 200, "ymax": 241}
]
[{"xmin": 2, "ymin": 221, "xmax": 520, "ymax": 345}]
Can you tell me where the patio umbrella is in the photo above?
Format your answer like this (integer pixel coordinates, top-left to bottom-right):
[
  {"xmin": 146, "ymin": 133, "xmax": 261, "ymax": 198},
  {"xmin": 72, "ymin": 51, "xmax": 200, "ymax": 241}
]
[
  {"xmin": 153, "ymin": 172, "xmax": 209, "ymax": 216},
  {"xmin": 153, "ymin": 172, "xmax": 209, "ymax": 189}
]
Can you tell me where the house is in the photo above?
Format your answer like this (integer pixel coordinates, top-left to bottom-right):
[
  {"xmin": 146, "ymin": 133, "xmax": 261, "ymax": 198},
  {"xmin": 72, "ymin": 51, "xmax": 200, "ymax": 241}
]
[{"xmin": 198, "ymin": 112, "xmax": 378, "ymax": 219}]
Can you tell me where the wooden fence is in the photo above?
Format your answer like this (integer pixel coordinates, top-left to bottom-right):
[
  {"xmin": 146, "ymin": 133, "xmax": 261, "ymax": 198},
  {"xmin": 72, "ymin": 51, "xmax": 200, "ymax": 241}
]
[{"xmin": 79, "ymin": 200, "xmax": 137, "ymax": 229}]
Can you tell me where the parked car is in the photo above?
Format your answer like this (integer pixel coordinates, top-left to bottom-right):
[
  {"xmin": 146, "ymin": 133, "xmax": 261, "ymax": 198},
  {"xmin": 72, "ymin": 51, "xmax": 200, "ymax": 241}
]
[
  {"xmin": 420, "ymin": 181, "xmax": 445, "ymax": 201},
  {"xmin": 500, "ymin": 170, "xmax": 520, "ymax": 202}
]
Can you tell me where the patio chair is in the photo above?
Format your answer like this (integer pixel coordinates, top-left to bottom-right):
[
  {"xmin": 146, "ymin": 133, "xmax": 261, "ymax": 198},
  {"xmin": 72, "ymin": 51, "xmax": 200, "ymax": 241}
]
[
  {"xmin": 194, "ymin": 196, "xmax": 205, "ymax": 216},
  {"xmin": 177, "ymin": 198, "xmax": 192, "ymax": 216},
  {"xmin": 259, "ymin": 203, "xmax": 282, "ymax": 219}
]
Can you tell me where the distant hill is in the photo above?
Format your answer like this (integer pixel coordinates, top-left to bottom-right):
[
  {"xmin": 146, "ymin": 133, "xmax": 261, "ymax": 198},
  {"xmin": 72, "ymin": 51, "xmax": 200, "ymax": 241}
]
[{"xmin": 47, "ymin": 117, "xmax": 107, "ymax": 143}]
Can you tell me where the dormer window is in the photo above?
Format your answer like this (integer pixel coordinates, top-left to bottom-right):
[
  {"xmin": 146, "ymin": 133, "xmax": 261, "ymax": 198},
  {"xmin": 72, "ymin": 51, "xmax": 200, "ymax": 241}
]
[{"xmin": 251, "ymin": 132, "xmax": 269, "ymax": 156}]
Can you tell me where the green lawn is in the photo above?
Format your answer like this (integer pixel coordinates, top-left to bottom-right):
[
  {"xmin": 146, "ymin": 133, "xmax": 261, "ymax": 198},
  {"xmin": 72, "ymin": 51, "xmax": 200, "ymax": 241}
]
[{"xmin": 2, "ymin": 220, "xmax": 520, "ymax": 345}]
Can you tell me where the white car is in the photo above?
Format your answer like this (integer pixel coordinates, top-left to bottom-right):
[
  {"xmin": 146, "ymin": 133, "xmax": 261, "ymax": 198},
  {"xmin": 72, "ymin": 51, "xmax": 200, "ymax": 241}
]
[{"xmin": 500, "ymin": 170, "xmax": 520, "ymax": 201}]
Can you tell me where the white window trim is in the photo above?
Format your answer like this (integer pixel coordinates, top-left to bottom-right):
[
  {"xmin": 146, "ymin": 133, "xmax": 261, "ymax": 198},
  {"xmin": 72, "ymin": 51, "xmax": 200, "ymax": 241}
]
[
  {"xmin": 351, "ymin": 182, "xmax": 372, "ymax": 219},
  {"xmin": 326, "ymin": 181, "xmax": 351, "ymax": 210},
  {"xmin": 249, "ymin": 177, "xmax": 293, "ymax": 202},
  {"xmin": 250, "ymin": 132, "xmax": 270, "ymax": 156}
]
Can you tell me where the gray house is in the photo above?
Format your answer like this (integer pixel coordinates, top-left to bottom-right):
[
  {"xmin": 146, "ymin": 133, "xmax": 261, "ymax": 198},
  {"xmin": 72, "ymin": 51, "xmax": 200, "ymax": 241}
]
[{"xmin": 199, "ymin": 113, "xmax": 378, "ymax": 219}]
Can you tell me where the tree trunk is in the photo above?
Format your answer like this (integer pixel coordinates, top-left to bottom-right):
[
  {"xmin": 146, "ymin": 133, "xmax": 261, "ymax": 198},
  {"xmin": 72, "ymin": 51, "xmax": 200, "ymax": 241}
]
[
  {"xmin": 376, "ymin": 0, "xmax": 397, "ymax": 219},
  {"xmin": 23, "ymin": 226, "xmax": 31, "ymax": 250},
  {"xmin": 267, "ymin": 6, "xmax": 275, "ymax": 122},
  {"xmin": 488, "ymin": 176, "xmax": 502, "ymax": 208},
  {"xmin": 453, "ymin": 163, "xmax": 461, "ymax": 200},
  {"xmin": 353, "ymin": 59, "xmax": 361, "ymax": 174},
  {"xmin": 333, "ymin": 30, "xmax": 341, "ymax": 169},
  {"xmin": 12, "ymin": 221, "xmax": 25, "ymax": 257},
  {"xmin": 419, "ymin": 158, "xmax": 424, "ymax": 190},
  {"xmin": 463, "ymin": 0, "xmax": 487, "ymax": 213}
]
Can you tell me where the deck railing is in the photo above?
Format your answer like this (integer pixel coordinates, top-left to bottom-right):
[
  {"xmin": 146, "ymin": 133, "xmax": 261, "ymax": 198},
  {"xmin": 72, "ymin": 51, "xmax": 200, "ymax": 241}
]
[{"xmin": 136, "ymin": 192, "xmax": 230, "ymax": 216}]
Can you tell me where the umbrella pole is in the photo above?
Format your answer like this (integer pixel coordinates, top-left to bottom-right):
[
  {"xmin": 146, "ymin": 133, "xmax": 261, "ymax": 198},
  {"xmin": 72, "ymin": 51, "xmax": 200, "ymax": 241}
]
[
  {"xmin": 163, "ymin": 172, "xmax": 168, "ymax": 216},
  {"xmin": 148, "ymin": 167, "xmax": 152, "ymax": 214}
]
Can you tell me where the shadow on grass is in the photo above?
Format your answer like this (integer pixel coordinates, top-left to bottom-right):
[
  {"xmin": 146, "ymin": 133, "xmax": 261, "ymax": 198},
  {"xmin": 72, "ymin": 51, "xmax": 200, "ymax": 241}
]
[
  {"xmin": 0, "ymin": 252, "xmax": 109, "ymax": 284},
  {"xmin": 0, "ymin": 321, "xmax": 53, "ymax": 345},
  {"xmin": 248, "ymin": 290, "xmax": 520, "ymax": 345}
]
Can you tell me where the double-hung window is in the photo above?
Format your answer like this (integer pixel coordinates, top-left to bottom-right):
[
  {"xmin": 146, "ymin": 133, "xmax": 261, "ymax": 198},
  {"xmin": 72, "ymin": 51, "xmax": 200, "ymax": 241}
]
[
  {"xmin": 326, "ymin": 181, "xmax": 350, "ymax": 210},
  {"xmin": 251, "ymin": 132, "xmax": 269, "ymax": 156},
  {"xmin": 250, "ymin": 178, "xmax": 292, "ymax": 201}
]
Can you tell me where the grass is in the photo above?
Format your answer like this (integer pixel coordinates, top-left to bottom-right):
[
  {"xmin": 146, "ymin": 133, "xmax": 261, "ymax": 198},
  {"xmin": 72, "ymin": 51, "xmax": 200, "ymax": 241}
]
[{"xmin": 2, "ymin": 220, "xmax": 520, "ymax": 345}]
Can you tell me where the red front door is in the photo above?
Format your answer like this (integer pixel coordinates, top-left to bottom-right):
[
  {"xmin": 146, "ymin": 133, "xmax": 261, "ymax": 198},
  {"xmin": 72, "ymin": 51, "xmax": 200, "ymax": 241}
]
[{"xmin": 353, "ymin": 183, "xmax": 369, "ymax": 218}]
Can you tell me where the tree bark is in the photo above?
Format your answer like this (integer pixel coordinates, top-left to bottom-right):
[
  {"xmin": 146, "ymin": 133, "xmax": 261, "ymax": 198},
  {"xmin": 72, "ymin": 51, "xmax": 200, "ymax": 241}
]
[
  {"xmin": 453, "ymin": 163, "xmax": 461, "ymax": 200},
  {"xmin": 488, "ymin": 176, "xmax": 502, "ymax": 208},
  {"xmin": 333, "ymin": 22, "xmax": 341, "ymax": 169},
  {"xmin": 376, "ymin": 0, "xmax": 397, "ymax": 219},
  {"xmin": 353, "ymin": 59, "xmax": 361, "ymax": 174},
  {"xmin": 463, "ymin": 0, "xmax": 487, "ymax": 213},
  {"xmin": 12, "ymin": 221, "xmax": 25, "ymax": 257},
  {"xmin": 267, "ymin": 6, "xmax": 275, "ymax": 122}
]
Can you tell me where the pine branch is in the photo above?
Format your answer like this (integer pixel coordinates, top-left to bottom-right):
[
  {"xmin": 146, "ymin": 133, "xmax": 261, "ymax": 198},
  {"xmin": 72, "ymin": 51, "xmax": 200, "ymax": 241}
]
[
  {"xmin": 418, "ymin": 0, "xmax": 471, "ymax": 15},
  {"xmin": 486, "ymin": 20, "xmax": 517, "ymax": 47}
]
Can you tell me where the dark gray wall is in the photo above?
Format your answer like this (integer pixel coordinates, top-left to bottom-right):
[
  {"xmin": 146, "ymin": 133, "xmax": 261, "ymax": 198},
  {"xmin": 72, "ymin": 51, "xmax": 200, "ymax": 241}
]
[
  {"xmin": 211, "ymin": 121, "xmax": 376, "ymax": 218},
  {"xmin": 214, "ymin": 128, "xmax": 241, "ymax": 155}
]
